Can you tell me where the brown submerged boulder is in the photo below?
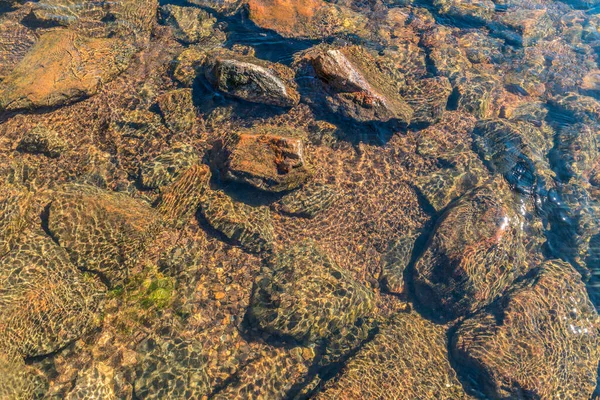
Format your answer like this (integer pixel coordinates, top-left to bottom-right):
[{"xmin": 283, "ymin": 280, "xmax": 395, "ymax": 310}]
[
  {"xmin": 299, "ymin": 45, "xmax": 414, "ymax": 123},
  {"xmin": 0, "ymin": 232, "xmax": 104, "ymax": 358},
  {"xmin": 317, "ymin": 312, "xmax": 471, "ymax": 399},
  {"xmin": 413, "ymin": 179, "xmax": 528, "ymax": 319},
  {"xmin": 47, "ymin": 184, "xmax": 161, "ymax": 286},
  {"xmin": 199, "ymin": 187, "xmax": 274, "ymax": 253},
  {"xmin": 218, "ymin": 131, "xmax": 312, "ymax": 192},
  {"xmin": 248, "ymin": 240, "xmax": 374, "ymax": 343},
  {"xmin": 452, "ymin": 260, "xmax": 600, "ymax": 399},
  {"xmin": 0, "ymin": 30, "xmax": 133, "ymax": 110}
]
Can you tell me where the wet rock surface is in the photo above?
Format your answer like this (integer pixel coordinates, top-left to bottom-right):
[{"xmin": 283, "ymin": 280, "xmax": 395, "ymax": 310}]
[
  {"xmin": 299, "ymin": 45, "xmax": 414, "ymax": 123},
  {"xmin": 248, "ymin": 241, "xmax": 374, "ymax": 343},
  {"xmin": 204, "ymin": 48, "xmax": 300, "ymax": 107},
  {"xmin": 0, "ymin": 30, "xmax": 133, "ymax": 110},
  {"xmin": 218, "ymin": 130, "xmax": 312, "ymax": 192},
  {"xmin": 317, "ymin": 312, "xmax": 471, "ymax": 399},
  {"xmin": 1, "ymin": 0, "xmax": 600, "ymax": 398},
  {"xmin": 413, "ymin": 179, "xmax": 528, "ymax": 319},
  {"xmin": 452, "ymin": 260, "xmax": 600, "ymax": 399}
]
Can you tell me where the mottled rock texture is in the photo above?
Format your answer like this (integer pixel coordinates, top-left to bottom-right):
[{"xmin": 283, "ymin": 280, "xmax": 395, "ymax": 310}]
[
  {"xmin": 413, "ymin": 179, "xmax": 527, "ymax": 319},
  {"xmin": 47, "ymin": 184, "xmax": 161, "ymax": 285},
  {"xmin": 0, "ymin": 30, "xmax": 133, "ymax": 110},
  {"xmin": 218, "ymin": 131, "xmax": 312, "ymax": 192},
  {"xmin": 317, "ymin": 312, "xmax": 471, "ymax": 399},
  {"xmin": 248, "ymin": 241, "xmax": 374, "ymax": 343},
  {"xmin": 452, "ymin": 260, "xmax": 600, "ymax": 399}
]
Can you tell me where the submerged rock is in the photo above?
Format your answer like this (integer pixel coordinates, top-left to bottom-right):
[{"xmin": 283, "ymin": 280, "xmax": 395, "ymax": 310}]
[
  {"xmin": 172, "ymin": 47, "xmax": 207, "ymax": 87},
  {"xmin": 273, "ymin": 182, "xmax": 339, "ymax": 218},
  {"xmin": 16, "ymin": 125, "xmax": 67, "ymax": 158},
  {"xmin": 379, "ymin": 233, "xmax": 418, "ymax": 295},
  {"xmin": 433, "ymin": 0, "xmax": 495, "ymax": 24},
  {"xmin": 402, "ymin": 76, "xmax": 452, "ymax": 124},
  {"xmin": 199, "ymin": 188, "xmax": 274, "ymax": 253},
  {"xmin": 30, "ymin": 0, "xmax": 158, "ymax": 37},
  {"xmin": 550, "ymin": 92, "xmax": 600, "ymax": 124},
  {"xmin": 66, "ymin": 363, "xmax": 116, "ymax": 400},
  {"xmin": 0, "ymin": 232, "xmax": 104, "ymax": 358},
  {"xmin": 452, "ymin": 260, "xmax": 600, "ymax": 399},
  {"xmin": 156, "ymin": 164, "xmax": 211, "ymax": 229},
  {"xmin": 455, "ymin": 72, "xmax": 504, "ymax": 119},
  {"xmin": 317, "ymin": 312, "xmax": 471, "ymax": 399},
  {"xmin": 490, "ymin": 8, "xmax": 555, "ymax": 46},
  {"xmin": 213, "ymin": 347, "xmax": 314, "ymax": 399},
  {"xmin": 204, "ymin": 49, "xmax": 300, "ymax": 107},
  {"xmin": 218, "ymin": 131, "xmax": 312, "ymax": 192},
  {"xmin": 0, "ymin": 184, "xmax": 32, "ymax": 258},
  {"xmin": 415, "ymin": 162, "xmax": 488, "ymax": 212},
  {"xmin": 156, "ymin": 89, "xmax": 198, "ymax": 134},
  {"xmin": 413, "ymin": 179, "xmax": 527, "ymax": 319},
  {"xmin": 552, "ymin": 122, "xmax": 598, "ymax": 180},
  {"xmin": 140, "ymin": 143, "xmax": 200, "ymax": 190},
  {"xmin": 0, "ymin": 18, "xmax": 37, "ymax": 79},
  {"xmin": 47, "ymin": 184, "xmax": 161, "ymax": 285},
  {"xmin": 299, "ymin": 45, "xmax": 414, "ymax": 123},
  {"xmin": 248, "ymin": 241, "xmax": 374, "ymax": 343},
  {"xmin": 473, "ymin": 119, "xmax": 554, "ymax": 195},
  {"xmin": 0, "ymin": 355, "xmax": 48, "ymax": 400},
  {"xmin": 413, "ymin": 111, "xmax": 489, "ymax": 211},
  {"xmin": 0, "ymin": 30, "xmax": 133, "ymax": 110},
  {"xmin": 160, "ymin": 4, "xmax": 225, "ymax": 44}
]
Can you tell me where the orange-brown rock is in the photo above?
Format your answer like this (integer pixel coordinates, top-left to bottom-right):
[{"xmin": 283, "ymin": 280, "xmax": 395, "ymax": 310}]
[
  {"xmin": 219, "ymin": 132, "xmax": 312, "ymax": 192},
  {"xmin": 0, "ymin": 30, "xmax": 133, "ymax": 110},
  {"xmin": 246, "ymin": 0, "xmax": 367, "ymax": 39},
  {"xmin": 300, "ymin": 45, "xmax": 414, "ymax": 123}
]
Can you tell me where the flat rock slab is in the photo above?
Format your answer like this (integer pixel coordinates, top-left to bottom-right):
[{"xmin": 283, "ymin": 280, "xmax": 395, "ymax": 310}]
[
  {"xmin": 47, "ymin": 184, "xmax": 161, "ymax": 286},
  {"xmin": 0, "ymin": 30, "xmax": 133, "ymax": 110}
]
